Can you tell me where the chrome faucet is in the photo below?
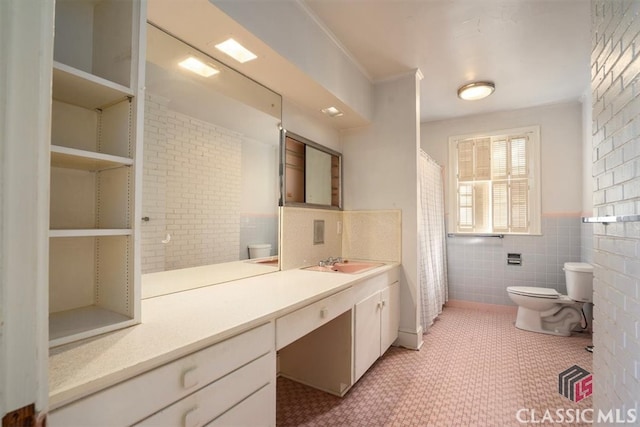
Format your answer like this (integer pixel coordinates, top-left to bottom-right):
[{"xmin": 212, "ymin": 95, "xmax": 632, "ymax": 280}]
[{"xmin": 318, "ymin": 256, "xmax": 343, "ymax": 267}]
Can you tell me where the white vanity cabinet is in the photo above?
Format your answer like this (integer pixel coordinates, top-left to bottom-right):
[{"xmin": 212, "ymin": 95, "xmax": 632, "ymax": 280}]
[
  {"xmin": 49, "ymin": 0, "xmax": 145, "ymax": 346},
  {"xmin": 49, "ymin": 323, "xmax": 276, "ymax": 427},
  {"xmin": 277, "ymin": 288, "xmax": 354, "ymax": 396},
  {"xmin": 353, "ymin": 270, "xmax": 400, "ymax": 382},
  {"xmin": 277, "ymin": 266, "xmax": 401, "ymax": 396}
]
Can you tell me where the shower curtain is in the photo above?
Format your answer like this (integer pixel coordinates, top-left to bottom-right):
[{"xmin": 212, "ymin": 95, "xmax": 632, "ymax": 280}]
[{"xmin": 419, "ymin": 149, "xmax": 448, "ymax": 331}]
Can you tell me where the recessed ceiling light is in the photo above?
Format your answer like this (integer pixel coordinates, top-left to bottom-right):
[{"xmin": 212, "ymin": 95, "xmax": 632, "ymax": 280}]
[
  {"xmin": 457, "ymin": 81, "xmax": 495, "ymax": 101},
  {"xmin": 178, "ymin": 56, "xmax": 219, "ymax": 77},
  {"xmin": 321, "ymin": 106, "xmax": 344, "ymax": 117},
  {"xmin": 215, "ymin": 38, "xmax": 257, "ymax": 63}
]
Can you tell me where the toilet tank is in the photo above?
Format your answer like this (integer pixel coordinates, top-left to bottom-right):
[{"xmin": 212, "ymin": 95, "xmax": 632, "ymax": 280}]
[
  {"xmin": 564, "ymin": 262, "xmax": 594, "ymax": 303},
  {"xmin": 248, "ymin": 244, "xmax": 271, "ymax": 259}
]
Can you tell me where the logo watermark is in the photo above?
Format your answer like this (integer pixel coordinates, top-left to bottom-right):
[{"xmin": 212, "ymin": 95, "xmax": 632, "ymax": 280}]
[
  {"xmin": 558, "ymin": 365, "xmax": 592, "ymax": 402},
  {"xmin": 515, "ymin": 365, "xmax": 637, "ymax": 424},
  {"xmin": 516, "ymin": 408, "xmax": 637, "ymax": 424}
]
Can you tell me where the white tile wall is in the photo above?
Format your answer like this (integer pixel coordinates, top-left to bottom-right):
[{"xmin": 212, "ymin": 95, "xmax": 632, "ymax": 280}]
[
  {"xmin": 591, "ymin": 0, "xmax": 640, "ymax": 418},
  {"xmin": 446, "ymin": 215, "xmax": 582, "ymax": 305},
  {"xmin": 581, "ymin": 222, "xmax": 595, "ymax": 263},
  {"xmin": 142, "ymin": 94, "xmax": 241, "ymax": 273}
]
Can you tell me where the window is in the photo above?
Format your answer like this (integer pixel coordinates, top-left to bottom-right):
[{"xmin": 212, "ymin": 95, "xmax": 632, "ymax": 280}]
[{"xmin": 448, "ymin": 126, "xmax": 541, "ymax": 235}]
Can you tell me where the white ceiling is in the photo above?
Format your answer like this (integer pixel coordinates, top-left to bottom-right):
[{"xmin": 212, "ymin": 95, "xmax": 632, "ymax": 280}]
[
  {"xmin": 148, "ymin": 0, "xmax": 591, "ymax": 127},
  {"xmin": 302, "ymin": 0, "xmax": 591, "ymax": 123}
]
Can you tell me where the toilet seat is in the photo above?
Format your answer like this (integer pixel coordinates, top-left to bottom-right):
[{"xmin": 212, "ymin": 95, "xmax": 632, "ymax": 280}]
[{"xmin": 507, "ymin": 286, "xmax": 559, "ymax": 299}]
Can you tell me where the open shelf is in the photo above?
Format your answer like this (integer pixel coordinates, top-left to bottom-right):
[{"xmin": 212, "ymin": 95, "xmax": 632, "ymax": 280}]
[
  {"xmin": 50, "ymin": 229, "xmax": 132, "ymax": 238},
  {"xmin": 51, "ymin": 145, "xmax": 133, "ymax": 171},
  {"xmin": 52, "ymin": 61, "xmax": 133, "ymax": 110},
  {"xmin": 49, "ymin": 0, "xmax": 142, "ymax": 347},
  {"xmin": 49, "ymin": 305, "xmax": 135, "ymax": 348},
  {"xmin": 49, "ymin": 232, "xmax": 134, "ymax": 347}
]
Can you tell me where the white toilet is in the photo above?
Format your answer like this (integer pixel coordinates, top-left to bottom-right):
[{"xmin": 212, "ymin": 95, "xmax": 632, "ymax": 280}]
[
  {"xmin": 248, "ymin": 243, "xmax": 271, "ymax": 259},
  {"xmin": 507, "ymin": 262, "xmax": 593, "ymax": 336}
]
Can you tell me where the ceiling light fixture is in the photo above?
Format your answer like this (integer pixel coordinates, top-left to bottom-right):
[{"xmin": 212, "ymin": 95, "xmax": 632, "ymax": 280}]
[
  {"xmin": 457, "ymin": 81, "xmax": 495, "ymax": 101},
  {"xmin": 321, "ymin": 106, "xmax": 344, "ymax": 118},
  {"xmin": 178, "ymin": 56, "xmax": 219, "ymax": 77},
  {"xmin": 215, "ymin": 38, "xmax": 257, "ymax": 63}
]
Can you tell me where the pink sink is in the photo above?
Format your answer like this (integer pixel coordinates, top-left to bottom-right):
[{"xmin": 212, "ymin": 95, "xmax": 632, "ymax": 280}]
[{"xmin": 332, "ymin": 262, "xmax": 385, "ymax": 273}]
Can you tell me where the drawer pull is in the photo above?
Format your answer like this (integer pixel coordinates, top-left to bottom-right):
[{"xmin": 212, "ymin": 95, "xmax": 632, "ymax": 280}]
[
  {"xmin": 320, "ymin": 308, "xmax": 329, "ymax": 318},
  {"xmin": 182, "ymin": 367, "xmax": 199, "ymax": 389},
  {"xmin": 183, "ymin": 407, "xmax": 199, "ymax": 427}
]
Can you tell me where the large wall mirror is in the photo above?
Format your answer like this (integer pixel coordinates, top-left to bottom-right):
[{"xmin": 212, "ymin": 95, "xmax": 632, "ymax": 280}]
[
  {"xmin": 142, "ymin": 24, "xmax": 281, "ymax": 298},
  {"xmin": 282, "ymin": 131, "xmax": 342, "ymax": 209}
]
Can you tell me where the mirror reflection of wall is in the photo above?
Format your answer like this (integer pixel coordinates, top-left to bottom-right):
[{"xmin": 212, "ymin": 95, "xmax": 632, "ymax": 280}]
[
  {"xmin": 283, "ymin": 132, "xmax": 341, "ymax": 209},
  {"xmin": 142, "ymin": 24, "xmax": 281, "ymax": 275}
]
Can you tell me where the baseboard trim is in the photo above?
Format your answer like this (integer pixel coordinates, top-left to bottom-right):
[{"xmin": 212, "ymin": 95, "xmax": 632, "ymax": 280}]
[
  {"xmin": 396, "ymin": 327, "xmax": 423, "ymax": 350},
  {"xmin": 445, "ymin": 299, "xmax": 517, "ymax": 314}
]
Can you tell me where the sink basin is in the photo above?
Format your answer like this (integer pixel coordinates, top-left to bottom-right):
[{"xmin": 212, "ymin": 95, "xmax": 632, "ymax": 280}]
[
  {"xmin": 333, "ymin": 262, "xmax": 385, "ymax": 273},
  {"xmin": 303, "ymin": 261, "xmax": 385, "ymax": 274}
]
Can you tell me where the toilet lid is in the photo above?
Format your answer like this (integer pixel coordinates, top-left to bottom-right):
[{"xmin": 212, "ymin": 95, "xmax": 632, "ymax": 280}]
[
  {"xmin": 563, "ymin": 262, "xmax": 593, "ymax": 273},
  {"xmin": 507, "ymin": 286, "xmax": 559, "ymax": 299}
]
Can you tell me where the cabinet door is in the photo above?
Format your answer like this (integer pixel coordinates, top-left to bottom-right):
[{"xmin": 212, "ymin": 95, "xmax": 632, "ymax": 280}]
[
  {"xmin": 354, "ymin": 291, "xmax": 382, "ymax": 381},
  {"xmin": 380, "ymin": 281, "xmax": 400, "ymax": 353}
]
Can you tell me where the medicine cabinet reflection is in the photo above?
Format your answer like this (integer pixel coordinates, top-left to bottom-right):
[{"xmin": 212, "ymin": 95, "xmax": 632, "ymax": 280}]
[{"xmin": 282, "ymin": 131, "xmax": 342, "ymax": 209}]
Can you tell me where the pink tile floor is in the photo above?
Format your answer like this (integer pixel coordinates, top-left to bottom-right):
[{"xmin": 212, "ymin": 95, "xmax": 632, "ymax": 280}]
[{"xmin": 277, "ymin": 306, "xmax": 593, "ymax": 426}]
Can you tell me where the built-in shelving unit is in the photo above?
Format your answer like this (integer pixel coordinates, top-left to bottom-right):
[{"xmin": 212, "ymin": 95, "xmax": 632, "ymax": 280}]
[
  {"xmin": 49, "ymin": 0, "xmax": 144, "ymax": 347},
  {"xmin": 284, "ymin": 137, "xmax": 305, "ymax": 203},
  {"xmin": 51, "ymin": 145, "xmax": 134, "ymax": 171},
  {"xmin": 52, "ymin": 61, "xmax": 133, "ymax": 110},
  {"xmin": 49, "ymin": 229, "xmax": 133, "ymax": 238},
  {"xmin": 330, "ymin": 155, "xmax": 340, "ymax": 208}
]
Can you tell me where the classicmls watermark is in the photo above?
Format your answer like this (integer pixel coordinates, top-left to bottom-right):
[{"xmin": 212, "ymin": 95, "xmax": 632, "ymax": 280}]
[
  {"xmin": 516, "ymin": 408, "xmax": 638, "ymax": 424},
  {"xmin": 558, "ymin": 365, "xmax": 592, "ymax": 402},
  {"xmin": 515, "ymin": 365, "xmax": 638, "ymax": 424}
]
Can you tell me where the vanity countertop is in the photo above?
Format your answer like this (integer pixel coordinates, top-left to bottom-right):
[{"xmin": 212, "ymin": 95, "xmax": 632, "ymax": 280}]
[
  {"xmin": 141, "ymin": 258, "xmax": 279, "ymax": 299},
  {"xmin": 49, "ymin": 262, "xmax": 399, "ymax": 409}
]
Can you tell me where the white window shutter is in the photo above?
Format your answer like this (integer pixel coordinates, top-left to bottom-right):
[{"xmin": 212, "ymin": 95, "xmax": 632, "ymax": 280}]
[
  {"xmin": 449, "ymin": 126, "xmax": 539, "ymax": 235},
  {"xmin": 474, "ymin": 138, "xmax": 491, "ymax": 180},
  {"xmin": 458, "ymin": 183, "xmax": 473, "ymax": 229},
  {"xmin": 510, "ymin": 179, "xmax": 529, "ymax": 231},
  {"xmin": 457, "ymin": 140, "xmax": 474, "ymax": 181},
  {"xmin": 492, "ymin": 139, "xmax": 508, "ymax": 179},
  {"xmin": 492, "ymin": 181, "xmax": 508, "ymax": 231},
  {"xmin": 510, "ymin": 137, "xmax": 528, "ymax": 178}
]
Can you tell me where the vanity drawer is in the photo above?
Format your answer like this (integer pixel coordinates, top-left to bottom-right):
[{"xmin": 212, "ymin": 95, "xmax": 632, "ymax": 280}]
[
  {"xmin": 208, "ymin": 382, "xmax": 275, "ymax": 426},
  {"xmin": 276, "ymin": 288, "xmax": 353, "ymax": 350},
  {"xmin": 49, "ymin": 322, "xmax": 274, "ymax": 427},
  {"xmin": 136, "ymin": 352, "xmax": 275, "ymax": 427}
]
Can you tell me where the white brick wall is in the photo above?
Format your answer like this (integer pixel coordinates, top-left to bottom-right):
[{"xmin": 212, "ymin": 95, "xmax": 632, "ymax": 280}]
[
  {"xmin": 591, "ymin": 0, "xmax": 640, "ymax": 420},
  {"xmin": 142, "ymin": 94, "xmax": 241, "ymax": 273}
]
